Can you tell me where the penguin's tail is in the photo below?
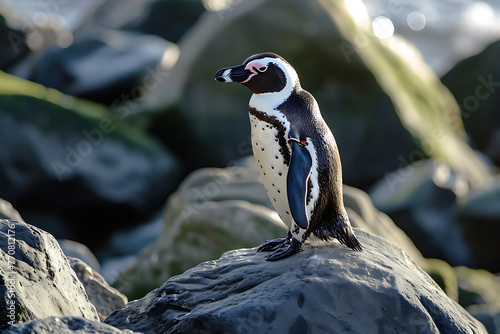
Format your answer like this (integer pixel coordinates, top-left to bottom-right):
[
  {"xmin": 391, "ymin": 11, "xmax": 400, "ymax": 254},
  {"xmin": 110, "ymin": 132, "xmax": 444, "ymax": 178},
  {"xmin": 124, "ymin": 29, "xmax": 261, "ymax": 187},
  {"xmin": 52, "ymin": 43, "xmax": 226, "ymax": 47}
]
[
  {"xmin": 336, "ymin": 226, "xmax": 363, "ymax": 252},
  {"xmin": 316, "ymin": 217, "xmax": 363, "ymax": 252}
]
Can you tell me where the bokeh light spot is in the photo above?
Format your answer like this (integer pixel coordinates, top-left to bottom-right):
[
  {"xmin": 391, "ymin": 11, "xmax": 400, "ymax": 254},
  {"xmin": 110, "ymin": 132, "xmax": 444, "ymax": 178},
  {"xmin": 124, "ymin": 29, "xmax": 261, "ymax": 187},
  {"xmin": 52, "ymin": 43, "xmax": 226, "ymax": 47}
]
[
  {"xmin": 407, "ymin": 11, "xmax": 426, "ymax": 31},
  {"xmin": 372, "ymin": 16, "xmax": 394, "ymax": 39}
]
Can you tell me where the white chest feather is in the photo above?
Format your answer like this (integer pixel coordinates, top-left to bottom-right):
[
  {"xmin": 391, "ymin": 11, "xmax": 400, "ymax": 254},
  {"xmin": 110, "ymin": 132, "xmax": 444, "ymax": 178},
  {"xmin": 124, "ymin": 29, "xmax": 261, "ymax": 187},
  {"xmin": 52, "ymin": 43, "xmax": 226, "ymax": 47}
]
[
  {"xmin": 249, "ymin": 114, "xmax": 293, "ymax": 228},
  {"xmin": 249, "ymin": 110, "xmax": 320, "ymax": 232}
]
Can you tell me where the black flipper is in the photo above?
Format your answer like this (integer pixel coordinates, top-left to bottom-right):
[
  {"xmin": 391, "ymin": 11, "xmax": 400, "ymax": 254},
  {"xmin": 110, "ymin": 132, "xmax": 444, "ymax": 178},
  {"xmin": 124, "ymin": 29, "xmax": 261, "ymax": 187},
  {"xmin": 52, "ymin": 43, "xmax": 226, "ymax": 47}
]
[{"xmin": 287, "ymin": 139, "xmax": 313, "ymax": 230}]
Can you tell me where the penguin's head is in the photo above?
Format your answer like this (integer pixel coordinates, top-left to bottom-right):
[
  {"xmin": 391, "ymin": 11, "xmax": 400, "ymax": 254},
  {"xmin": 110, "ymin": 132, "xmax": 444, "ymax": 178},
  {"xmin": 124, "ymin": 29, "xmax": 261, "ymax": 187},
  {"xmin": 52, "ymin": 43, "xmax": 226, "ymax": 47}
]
[{"xmin": 215, "ymin": 53, "xmax": 299, "ymax": 94}]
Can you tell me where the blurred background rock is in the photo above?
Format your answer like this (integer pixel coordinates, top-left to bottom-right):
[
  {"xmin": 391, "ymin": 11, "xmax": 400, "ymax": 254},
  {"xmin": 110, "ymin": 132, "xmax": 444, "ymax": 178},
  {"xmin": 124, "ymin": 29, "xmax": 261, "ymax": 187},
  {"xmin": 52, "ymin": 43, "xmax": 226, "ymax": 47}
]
[{"xmin": 0, "ymin": 0, "xmax": 499, "ymax": 332}]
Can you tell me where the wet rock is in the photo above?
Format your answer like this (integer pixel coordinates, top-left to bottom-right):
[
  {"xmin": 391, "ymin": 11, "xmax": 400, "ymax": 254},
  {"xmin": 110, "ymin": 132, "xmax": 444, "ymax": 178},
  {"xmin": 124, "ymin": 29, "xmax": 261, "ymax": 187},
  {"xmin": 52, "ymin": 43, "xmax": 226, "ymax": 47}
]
[
  {"xmin": 69, "ymin": 257, "xmax": 127, "ymax": 321},
  {"xmin": 0, "ymin": 71, "xmax": 182, "ymax": 248},
  {"xmin": 3, "ymin": 316, "xmax": 140, "ymax": 334},
  {"xmin": 0, "ymin": 220, "xmax": 99, "ymax": 331},
  {"xmin": 106, "ymin": 229, "xmax": 486, "ymax": 334}
]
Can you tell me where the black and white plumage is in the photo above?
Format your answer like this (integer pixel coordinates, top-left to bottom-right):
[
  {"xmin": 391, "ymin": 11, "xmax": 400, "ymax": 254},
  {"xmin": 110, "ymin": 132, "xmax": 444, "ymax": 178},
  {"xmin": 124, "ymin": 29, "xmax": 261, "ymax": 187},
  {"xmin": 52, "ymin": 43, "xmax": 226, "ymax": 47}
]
[{"xmin": 215, "ymin": 52, "xmax": 362, "ymax": 260}]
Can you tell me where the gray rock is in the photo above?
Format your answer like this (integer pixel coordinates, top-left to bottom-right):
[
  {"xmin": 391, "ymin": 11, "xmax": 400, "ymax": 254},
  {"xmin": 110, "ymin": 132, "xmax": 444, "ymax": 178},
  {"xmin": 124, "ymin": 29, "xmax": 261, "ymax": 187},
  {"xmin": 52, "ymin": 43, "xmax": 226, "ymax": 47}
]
[
  {"xmin": 106, "ymin": 229, "xmax": 486, "ymax": 334},
  {"xmin": 457, "ymin": 177, "xmax": 500, "ymax": 272},
  {"xmin": 0, "ymin": 198, "xmax": 23, "ymax": 222},
  {"xmin": 343, "ymin": 185, "xmax": 425, "ymax": 266},
  {"xmin": 0, "ymin": 70, "xmax": 182, "ymax": 247},
  {"xmin": 59, "ymin": 239, "xmax": 100, "ymax": 271},
  {"xmin": 68, "ymin": 257, "xmax": 127, "ymax": 321},
  {"xmin": 0, "ymin": 220, "xmax": 99, "ymax": 330},
  {"xmin": 370, "ymin": 159, "xmax": 474, "ymax": 267},
  {"xmin": 31, "ymin": 28, "xmax": 178, "ymax": 105},
  {"xmin": 2, "ymin": 316, "xmax": 141, "ymax": 334},
  {"xmin": 0, "ymin": 7, "xmax": 29, "ymax": 70},
  {"xmin": 441, "ymin": 40, "xmax": 500, "ymax": 167}
]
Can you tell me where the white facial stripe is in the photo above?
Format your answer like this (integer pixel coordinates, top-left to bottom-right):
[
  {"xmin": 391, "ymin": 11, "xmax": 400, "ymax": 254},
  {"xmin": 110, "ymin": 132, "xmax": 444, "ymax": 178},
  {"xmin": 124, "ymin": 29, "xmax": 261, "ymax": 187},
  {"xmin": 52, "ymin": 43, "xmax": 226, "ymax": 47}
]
[
  {"xmin": 221, "ymin": 69, "xmax": 232, "ymax": 82},
  {"xmin": 248, "ymin": 57, "xmax": 299, "ymax": 110}
]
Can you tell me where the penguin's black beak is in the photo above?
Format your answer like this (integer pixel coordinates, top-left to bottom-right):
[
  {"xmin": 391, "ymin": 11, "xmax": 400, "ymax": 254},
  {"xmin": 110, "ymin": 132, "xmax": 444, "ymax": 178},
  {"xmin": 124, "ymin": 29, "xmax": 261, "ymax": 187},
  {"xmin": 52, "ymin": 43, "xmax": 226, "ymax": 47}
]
[{"xmin": 215, "ymin": 64, "xmax": 251, "ymax": 83}]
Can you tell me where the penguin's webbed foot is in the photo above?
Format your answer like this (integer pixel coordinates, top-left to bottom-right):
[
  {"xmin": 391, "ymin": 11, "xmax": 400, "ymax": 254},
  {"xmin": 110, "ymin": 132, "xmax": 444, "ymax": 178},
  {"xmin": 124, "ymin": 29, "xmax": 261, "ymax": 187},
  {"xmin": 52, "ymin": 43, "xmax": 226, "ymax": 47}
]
[
  {"xmin": 257, "ymin": 231, "xmax": 292, "ymax": 252},
  {"xmin": 258, "ymin": 238, "xmax": 289, "ymax": 252},
  {"xmin": 265, "ymin": 237, "xmax": 302, "ymax": 261}
]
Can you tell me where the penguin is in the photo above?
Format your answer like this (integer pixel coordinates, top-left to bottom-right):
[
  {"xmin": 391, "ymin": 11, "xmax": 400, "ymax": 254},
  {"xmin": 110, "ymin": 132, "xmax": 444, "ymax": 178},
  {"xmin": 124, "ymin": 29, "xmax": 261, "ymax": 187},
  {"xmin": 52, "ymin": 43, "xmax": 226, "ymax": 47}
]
[{"xmin": 215, "ymin": 52, "xmax": 362, "ymax": 261}]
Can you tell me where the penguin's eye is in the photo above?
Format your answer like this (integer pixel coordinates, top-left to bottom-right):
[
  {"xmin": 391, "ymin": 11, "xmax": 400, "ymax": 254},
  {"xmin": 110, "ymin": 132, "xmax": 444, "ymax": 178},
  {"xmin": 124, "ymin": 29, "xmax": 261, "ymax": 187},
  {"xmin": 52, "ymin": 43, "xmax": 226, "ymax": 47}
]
[{"xmin": 256, "ymin": 66, "xmax": 267, "ymax": 73}]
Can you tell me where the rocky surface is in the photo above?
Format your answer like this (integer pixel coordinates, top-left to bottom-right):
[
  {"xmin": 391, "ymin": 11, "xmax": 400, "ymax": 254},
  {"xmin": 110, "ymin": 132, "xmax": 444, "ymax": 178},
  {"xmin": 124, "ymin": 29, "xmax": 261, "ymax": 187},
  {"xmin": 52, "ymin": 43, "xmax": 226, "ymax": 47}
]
[
  {"xmin": 112, "ymin": 157, "xmax": 425, "ymax": 300},
  {"xmin": 69, "ymin": 257, "xmax": 127, "ymax": 321},
  {"xmin": 0, "ymin": 220, "xmax": 99, "ymax": 330},
  {"xmin": 2, "ymin": 316, "xmax": 140, "ymax": 334},
  {"xmin": 0, "ymin": 70, "xmax": 182, "ymax": 248},
  {"xmin": 106, "ymin": 229, "xmax": 486, "ymax": 334}
]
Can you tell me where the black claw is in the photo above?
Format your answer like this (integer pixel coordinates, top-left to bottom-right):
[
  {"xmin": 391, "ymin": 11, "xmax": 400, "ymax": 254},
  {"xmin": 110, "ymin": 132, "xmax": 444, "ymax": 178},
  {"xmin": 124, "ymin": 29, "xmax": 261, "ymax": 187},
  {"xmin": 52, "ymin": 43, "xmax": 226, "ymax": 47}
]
[
  {"xmin": 258, "ymin": 231, "xmax": 293, "ymax": 252},
  {"xmin": 258, "ymin": 238, "xmax": 289, "ymax": 252},
  {"xmin": 265, "ymin": 238, "xmax": 302, "ymax": 261}
]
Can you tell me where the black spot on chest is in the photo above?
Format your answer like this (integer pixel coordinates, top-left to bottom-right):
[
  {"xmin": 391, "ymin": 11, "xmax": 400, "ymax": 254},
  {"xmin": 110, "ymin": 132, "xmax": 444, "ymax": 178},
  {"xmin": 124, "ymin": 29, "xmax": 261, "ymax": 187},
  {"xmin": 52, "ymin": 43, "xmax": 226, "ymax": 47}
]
[{"xmin": 249, "ymin": 107, "xmax": 290, "ymax": 165}]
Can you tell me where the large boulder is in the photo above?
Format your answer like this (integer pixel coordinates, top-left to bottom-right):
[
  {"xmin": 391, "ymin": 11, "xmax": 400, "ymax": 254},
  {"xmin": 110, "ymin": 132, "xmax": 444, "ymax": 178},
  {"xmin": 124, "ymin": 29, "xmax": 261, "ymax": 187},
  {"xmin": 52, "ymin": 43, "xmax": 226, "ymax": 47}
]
[
  {"xmin": 0, "ymin": 220, "xmax": 99, "ymax": 330},
  {"xmin": 106, "ymin": 229, "xmax": 486, "ymax": 334},
  {"xmin": 2, "ymin": 316, "xmax": 140, "ymax": 334},
  {"xmin": 0, "ymin": 71, "xmax": 182, "ymax": 247},
  {"xmin": 112, "ymin": 157, "xmax": 424, "ymax": 300}
]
